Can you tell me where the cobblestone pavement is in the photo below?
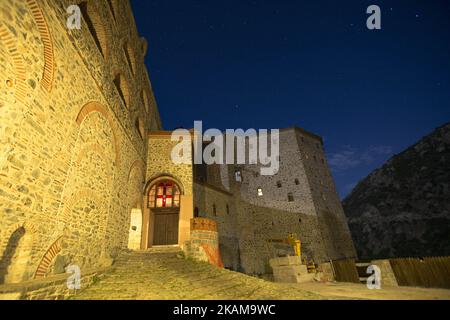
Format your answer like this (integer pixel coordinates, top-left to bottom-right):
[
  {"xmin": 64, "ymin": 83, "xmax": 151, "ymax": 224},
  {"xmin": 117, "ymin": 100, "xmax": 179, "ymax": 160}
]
[
  {"xmin": 72, "ymin": 247, "xmax": 450, "ymax": 300},
  {"xmin": 72, "ymin": 247, "xmax": 327, "ymax": 300}
]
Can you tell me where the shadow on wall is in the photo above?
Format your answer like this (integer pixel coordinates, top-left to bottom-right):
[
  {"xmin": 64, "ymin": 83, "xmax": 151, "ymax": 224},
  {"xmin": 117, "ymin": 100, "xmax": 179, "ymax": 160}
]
[{"xmin": 0, "ymin": 227, "xmax": 33, "ymax": 284}]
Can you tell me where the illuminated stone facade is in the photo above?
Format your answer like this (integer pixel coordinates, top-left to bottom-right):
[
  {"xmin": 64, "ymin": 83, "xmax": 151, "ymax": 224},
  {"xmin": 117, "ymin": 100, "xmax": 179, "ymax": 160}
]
[
  {"xmin": 0, "ymin": 0, "xmax": 356, "ymax": 296},
  {"xmin": 0, "ymin": 0, "xmax": 160, "ymax": 285}
]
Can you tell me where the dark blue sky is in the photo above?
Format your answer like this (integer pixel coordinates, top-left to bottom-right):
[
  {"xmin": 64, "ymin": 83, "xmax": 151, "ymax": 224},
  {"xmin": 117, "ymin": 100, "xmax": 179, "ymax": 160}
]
[{"xmin": 131, "ymin": 0, "xmax": 450, "ymax": 198}]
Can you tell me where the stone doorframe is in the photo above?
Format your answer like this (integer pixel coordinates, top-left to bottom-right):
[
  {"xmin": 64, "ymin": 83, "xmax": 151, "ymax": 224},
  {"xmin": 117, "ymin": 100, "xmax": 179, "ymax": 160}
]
[{"xmin": 141, "ymin": 174, "xmax": 193, "ymax": 250}]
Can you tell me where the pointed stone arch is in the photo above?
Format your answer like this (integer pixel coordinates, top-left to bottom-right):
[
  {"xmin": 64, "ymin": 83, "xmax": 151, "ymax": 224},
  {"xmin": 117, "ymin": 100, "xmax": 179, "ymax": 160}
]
[
  {"xmin": 76, "ymin": 101, "xmax": 120, "ymax": 165},
  {"xmin": 144, "ymin": 174, "xmax": 186, "ymax": 195},
  {"xmin": 128, "ymin": 159, "xmax": 145, "ymax": 183}
]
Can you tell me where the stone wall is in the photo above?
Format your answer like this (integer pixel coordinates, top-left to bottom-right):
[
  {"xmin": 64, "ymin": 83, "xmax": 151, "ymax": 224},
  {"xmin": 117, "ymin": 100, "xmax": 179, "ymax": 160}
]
[
  {"xmin": 0, "ymin": 0, "xmax": 160, "ymax": 286},
  {"xmin": 234, "ymin": 129, "xmax": 318, "ymax": 216},
  {"xmin": 193, "ymin": 182, "xmax": 239, "ymax": 270},
  {"xmin": 0, "ymin": 266, "xmax": 110, "ymax": 300},
  {"xmin": 146, "ymin": 133, "xmax": 193, "ymax": 196},
  {"xmin": 293, "ymin": 128, "xmax": 357, "ymax": 261},
  {"xmin": 143, "ymin": 132, "xmax": 194, "ymax": 249},
  {"xmin": 191, "ymin": 128, "xmax": 356, "ymax": 275}
]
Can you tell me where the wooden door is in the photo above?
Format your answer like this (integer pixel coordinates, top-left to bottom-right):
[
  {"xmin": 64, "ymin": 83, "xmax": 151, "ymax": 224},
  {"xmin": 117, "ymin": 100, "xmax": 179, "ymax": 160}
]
[{"xmin": 152, "ymin": 211, "xmax": 179, "ymax": 245}]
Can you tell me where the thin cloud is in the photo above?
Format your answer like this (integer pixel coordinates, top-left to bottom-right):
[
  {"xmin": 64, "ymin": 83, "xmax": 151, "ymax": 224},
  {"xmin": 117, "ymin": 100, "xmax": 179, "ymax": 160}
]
[{"xmin": 328, "ymin": 145, "xmax": 393, "ymax": 172}]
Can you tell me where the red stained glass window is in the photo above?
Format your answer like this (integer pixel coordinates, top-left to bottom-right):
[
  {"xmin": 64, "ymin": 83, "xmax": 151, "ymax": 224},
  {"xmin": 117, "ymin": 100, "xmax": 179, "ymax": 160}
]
[{"xmin": 148, "ymin": 181, "xmax": 180, "ymax": 208}]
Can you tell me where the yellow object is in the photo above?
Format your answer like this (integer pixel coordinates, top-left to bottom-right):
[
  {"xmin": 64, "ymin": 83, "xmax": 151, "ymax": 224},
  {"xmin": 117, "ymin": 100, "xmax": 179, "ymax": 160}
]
[
  {"xmin": 287, "ymin": 233, "xmax": 301, "ymax": 257},
  {"xmin": 268, "ymin": 233, "xmax": 302, "ymax": 258}
]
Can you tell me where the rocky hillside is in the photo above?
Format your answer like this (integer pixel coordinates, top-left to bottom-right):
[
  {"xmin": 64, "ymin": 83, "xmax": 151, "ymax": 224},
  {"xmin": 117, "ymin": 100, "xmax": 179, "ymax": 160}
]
[{"xmin": 343, "ymin": 123, "xmax": 450, "ymax": 260}]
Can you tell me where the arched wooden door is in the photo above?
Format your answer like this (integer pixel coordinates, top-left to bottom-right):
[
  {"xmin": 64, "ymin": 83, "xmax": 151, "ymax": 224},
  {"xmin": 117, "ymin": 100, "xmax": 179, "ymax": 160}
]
[{"xmin": 147, "ymin": 180, "xmax": 181, "ymax": 245}]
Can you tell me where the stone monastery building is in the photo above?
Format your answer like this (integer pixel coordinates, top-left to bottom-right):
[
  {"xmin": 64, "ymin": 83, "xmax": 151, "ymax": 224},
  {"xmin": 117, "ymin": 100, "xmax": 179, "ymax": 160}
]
[{"xmin": 0, "ymin": 0, "xmax": 356, "ymax": 286}]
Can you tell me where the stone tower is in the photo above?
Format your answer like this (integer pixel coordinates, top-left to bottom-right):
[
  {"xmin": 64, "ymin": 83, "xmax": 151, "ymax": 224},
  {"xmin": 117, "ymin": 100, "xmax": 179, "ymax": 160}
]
[{"xmin": 179, "ymin": 128, "xmax": 357, "ymax": 275}]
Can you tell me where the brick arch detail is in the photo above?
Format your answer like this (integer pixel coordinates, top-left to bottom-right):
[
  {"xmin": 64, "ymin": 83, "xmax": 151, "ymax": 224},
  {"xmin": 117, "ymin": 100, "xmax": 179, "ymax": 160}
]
[
  {"xmin": 2, "ymin": 222, "xmax": 38, "ymax": 241},
  {"xmin": 76, "ymin": 101, "xmax": 120, "ymax": 165},
  {"xmin": 25, "ymin": 0, "xmax": 54, "ymax": 92},
  {"xmin": 0, "ymin": 23, "xmax": 28, "ymax": 105},
  {"xmin": 34, "ymin": 236, "xmax": 63, "ymax": 279}
]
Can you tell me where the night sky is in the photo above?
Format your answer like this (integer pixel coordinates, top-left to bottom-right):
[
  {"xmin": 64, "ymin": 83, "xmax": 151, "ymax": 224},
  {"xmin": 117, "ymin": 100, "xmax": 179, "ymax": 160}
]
[{"xmin": 131, "ymin": 0, "xmax": 450, "ymax": 198}]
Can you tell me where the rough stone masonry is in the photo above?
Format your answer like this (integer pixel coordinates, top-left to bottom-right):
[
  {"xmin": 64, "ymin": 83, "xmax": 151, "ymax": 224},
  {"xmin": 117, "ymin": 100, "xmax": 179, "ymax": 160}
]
[{"xmin": 0, "ymin": 0, "xmax": 356, "ymax": 297}]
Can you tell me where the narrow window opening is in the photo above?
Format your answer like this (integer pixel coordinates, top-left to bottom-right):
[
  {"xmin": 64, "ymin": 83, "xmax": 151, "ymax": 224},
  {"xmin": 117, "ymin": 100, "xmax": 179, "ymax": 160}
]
[
  {"xmin": 79, "ymin": 2, "xmax": 106, "ymax": 57},
  {"xmin": 288, "ymin": 193, "xmax": 294, "ymax": 202}
]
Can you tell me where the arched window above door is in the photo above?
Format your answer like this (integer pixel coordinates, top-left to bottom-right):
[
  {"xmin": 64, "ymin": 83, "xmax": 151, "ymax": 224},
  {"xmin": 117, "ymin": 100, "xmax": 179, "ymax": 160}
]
[{"xmin": 148, "ymin": 180, "xmax": 180, "ymax": 208}]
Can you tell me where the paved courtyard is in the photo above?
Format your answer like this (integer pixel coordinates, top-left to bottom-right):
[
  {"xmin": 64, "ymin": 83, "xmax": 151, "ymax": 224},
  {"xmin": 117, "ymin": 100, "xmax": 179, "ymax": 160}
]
[{"xmin": 72, "ymin": 248, "xmax": 450, "ymax": 300}]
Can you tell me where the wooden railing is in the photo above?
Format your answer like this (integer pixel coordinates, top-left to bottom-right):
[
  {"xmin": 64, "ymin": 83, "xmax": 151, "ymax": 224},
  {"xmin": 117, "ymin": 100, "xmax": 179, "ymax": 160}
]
[{"xmin": 331, "ymin": 259, "xmax": 360, "ymax": 283}]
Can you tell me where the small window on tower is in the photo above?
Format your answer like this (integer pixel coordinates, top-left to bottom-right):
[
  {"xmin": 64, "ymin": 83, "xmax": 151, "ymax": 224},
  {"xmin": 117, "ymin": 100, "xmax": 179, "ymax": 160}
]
[
  {"xmin": 226, "ymin": 204, "xmax": 230, "ymax": 215},
  {"xmin": 257, "ymin": 188, "xmax": 263, "ymax": 196},
  {"xmin": 295, "ymin": 178, "xmax": 300, "ymax": 185},
  {"xmin": 235, "ymin": 170, "xmax": 242, "ymax": 182},
  {"xmin": 276, "ymin": 181, "xmax": 282, "ymax": 188},
  {"xmin": 288, "ymin": 193, "xmax": 294, "ymax": 202},
  {"xmin": 213, "ymin": 204, "xmax": 217, "ymax": 216},
  {"xmin": 194, "ymin": 207, "xmax": 199, "ymax": 218}
]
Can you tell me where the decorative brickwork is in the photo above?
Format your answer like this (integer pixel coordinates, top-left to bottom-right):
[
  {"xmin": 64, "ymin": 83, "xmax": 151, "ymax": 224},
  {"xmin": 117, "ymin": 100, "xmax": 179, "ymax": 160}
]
[
  {"xmin": 76, "ymin": 101, "xmax": 120, "ymax": 165},
  {"xmin": 26, "ymin": 0, "xmax": 54, "ymax": 92},
  {"xmin": 34, "ymin": 237, "xmax": 63, "ymax": 278},
  {"xmin": 0, "ymin": 0, "xmax": 357, "ymax": 298},
  {"xmin": 0, "ymin": 0, "xmax": 159, "ymax": 293}
]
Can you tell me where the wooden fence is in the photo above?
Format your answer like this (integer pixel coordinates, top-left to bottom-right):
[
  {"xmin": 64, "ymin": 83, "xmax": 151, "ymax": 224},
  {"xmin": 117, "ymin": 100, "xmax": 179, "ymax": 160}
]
[
  {"xmin": 389, "ymin": 256, "xmax": 450, "ymax": 289},
  {"xmin": 331, "ymin": 259, "xmax": 360, "ymax": 283}
]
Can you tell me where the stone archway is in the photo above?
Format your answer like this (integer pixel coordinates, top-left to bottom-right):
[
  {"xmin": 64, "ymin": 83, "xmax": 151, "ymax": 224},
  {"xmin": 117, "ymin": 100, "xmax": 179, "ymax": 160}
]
[
  {"xmin": 142, "ymin": 174, "xmax": 193, "ymax": 250},
  {"xmin": 147, "ymin": 179, "xmax": 181, "ymax": 246}
]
